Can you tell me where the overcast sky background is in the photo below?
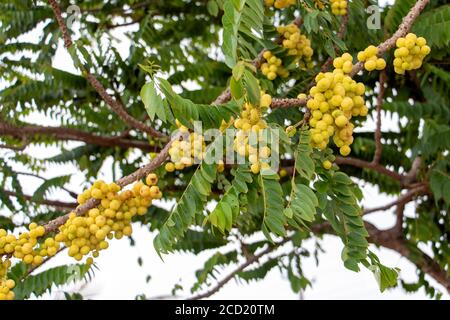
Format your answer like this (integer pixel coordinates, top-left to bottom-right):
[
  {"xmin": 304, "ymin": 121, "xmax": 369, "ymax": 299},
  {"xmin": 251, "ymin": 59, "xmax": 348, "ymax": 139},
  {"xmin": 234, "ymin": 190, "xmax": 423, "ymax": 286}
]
[{"xmin": 1, "ymin": 0, "xmax": 448, "ymax": 300}]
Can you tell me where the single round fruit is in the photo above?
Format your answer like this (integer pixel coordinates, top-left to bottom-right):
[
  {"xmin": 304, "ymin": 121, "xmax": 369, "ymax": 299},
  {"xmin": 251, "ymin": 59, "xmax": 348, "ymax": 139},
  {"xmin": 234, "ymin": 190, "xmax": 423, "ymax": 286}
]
[{"xmin": 322, "ymin": 160, "xmax": 332, "ymax": 170}]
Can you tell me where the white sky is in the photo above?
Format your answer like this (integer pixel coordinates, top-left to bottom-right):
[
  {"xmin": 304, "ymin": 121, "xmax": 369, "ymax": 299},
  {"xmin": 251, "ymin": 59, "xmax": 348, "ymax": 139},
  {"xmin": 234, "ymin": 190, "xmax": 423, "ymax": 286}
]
[{"xmin": 1, "ymin": 0, "xmax": 449, "ymax": 300}]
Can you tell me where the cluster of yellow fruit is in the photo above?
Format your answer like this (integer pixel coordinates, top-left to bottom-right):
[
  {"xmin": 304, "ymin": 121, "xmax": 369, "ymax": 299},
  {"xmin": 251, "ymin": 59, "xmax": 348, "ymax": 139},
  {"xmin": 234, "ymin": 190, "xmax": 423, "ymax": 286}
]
[
  {"xmin": 233, "ymin": 93, "xmax": 273, "ymax": 174},
  {"xmin": 264, "ymin": 0, "xmax": 295, "ymax": 9},
  {"xmin": 260, "ymin": 51, "xmax": 290, "ymax": 80},
  {"xmin": 277, "ymin": 24, "xmax": 314, "ymax": 69},
  {"xmin": 165, "ymin": 121, "xmax": 206, "ymax": 172},
  {"xmin": 304, "ymin": 53, "xmax": 367, "ymax": 156},
  {"xmin": 0, "ymin": 174, "xmax": 161, "ymax": 300},
  {"xmin": 0, "ymin": 224, "xmax": 49, "ymax": 266},
  {"xmin": 357, "ymin": 45, "xmax": 386, "ymax": 71},
  {"xmin": 0, "ymin": 259, "xmax": 14, "ymax": 300},
  {"xmin": 330, "ymin": 0, "xmax": 348, "ymax": 15},
  {"xmin": 57, "ymin": 176, "xmax": 161, "ymax": 263},
  {"xmin": 393, "ymin": 33, "xmax": 430, "ymax": 74}
]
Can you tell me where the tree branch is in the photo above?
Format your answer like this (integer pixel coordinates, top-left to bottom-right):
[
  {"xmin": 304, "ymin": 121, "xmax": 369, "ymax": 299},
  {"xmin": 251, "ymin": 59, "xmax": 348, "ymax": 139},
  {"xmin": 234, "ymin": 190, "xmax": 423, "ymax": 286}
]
[
  {"xmin": 0, "ymin": 121, "xmax": 156, "ymax": 152},
  {"xmin": 363, "ymin": 184, "xmax": 428, "ymax": 215},
  {"xmin": 47, "ymin": 0, "xmax": 165, "ymax": 139},
  {"xmin": 350, "ymin": 0, "xmax": 431, "ymax": 77},
  {"xmin": 335, "ymin": 156, "xmax": 404, "ymax": 182},
  {"xmin": 14, "ymin": 171, "xmax": 78, "ymax": 199},
  {"xmin": 312, "ymin": 220, "xmax": 450, "ymax": 293},
  {"xmin": 213, "ymin": 17, "xmax": 302, "ymax": 105},
  {"xmin": 373, "ymin": 71, "xmax": 386, "ymax": 164},
  {"xmin": 189, "ymin": 238, "xmax": 290, "ymax": 300},
  {"xmin": 277, "ymin": 0, "xmax": 428, "ymax": 109},
  {"xmin": 3, "ymin": 189, "xmax": 77, "ymax": 211},
  {"xmin": 365, "ymin": 223, "xmax": 450, "ymax": 293},
  {"xmin": 43, "ymin": 132, "xmax": 180, "ymax": 233}
]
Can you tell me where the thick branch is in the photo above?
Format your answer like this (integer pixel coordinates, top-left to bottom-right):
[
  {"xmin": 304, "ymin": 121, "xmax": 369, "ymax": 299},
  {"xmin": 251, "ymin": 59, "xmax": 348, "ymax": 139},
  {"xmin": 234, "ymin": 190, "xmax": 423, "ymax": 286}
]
[
  {"xmin": 335, "ymin": 156, "xmax": 404, "ymax": 182},
  {"xmin": 365, "ymin": 223, "xmax": 450, "ymax": 293},
  {"xmin": 312, "ymin": 221, "xmax": 450, "ymax": 292},
  {"xmin": 0, "ymin": 121, "xmax": 155, "ymax": 151},
  {"xmin": 47, "ymin": 0, "xmax": 164, "ymax": 138}
]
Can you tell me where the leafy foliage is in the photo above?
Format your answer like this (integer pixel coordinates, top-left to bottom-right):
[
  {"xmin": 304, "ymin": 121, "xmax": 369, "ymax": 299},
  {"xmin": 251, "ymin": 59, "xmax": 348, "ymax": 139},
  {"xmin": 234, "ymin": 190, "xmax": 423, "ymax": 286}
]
[
  {"xmin": 8, "ymin": 262, "xmax": 93, "ymax": 300},
  {"xmin": 0, "ymin": 0, "xmax": 448, "ymax": 300}
]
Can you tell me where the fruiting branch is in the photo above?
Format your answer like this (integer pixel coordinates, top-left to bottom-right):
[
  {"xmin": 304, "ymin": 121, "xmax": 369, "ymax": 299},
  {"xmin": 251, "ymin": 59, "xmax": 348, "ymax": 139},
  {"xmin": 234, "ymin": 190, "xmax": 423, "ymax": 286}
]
[{"xmin": 43, "ymin": 132, "xmax": 179, "ymax": 233}]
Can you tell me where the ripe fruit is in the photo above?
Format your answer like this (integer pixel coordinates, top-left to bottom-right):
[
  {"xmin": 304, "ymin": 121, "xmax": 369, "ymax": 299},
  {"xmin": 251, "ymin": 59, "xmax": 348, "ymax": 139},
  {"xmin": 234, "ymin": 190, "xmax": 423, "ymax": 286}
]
[
  {"xmin": 265, "ymin": 0, "xmax": 295, "ymax": 9},
  {"xmin": 322, "ymin": 160, "xmax": 333, "ymax": 170},
  {"xmin": 145, "ymin": 173, "xmax": 158, "ymax": 186},
  {"xmin": 330, "ymin": 0, "xmax": 347, "ymax": 15},
  {"xmin": 393, "ymin": 33, "xmax": 430, "ymax": 74},
  {"xmin": 306, "ymin": 59, "xmax": 367, "ymax": 155},
  {"xmin": 166, "ymin": 122, "xmax": 206, "ymax": 172},
  {"xmin": 233, "ymin": 98, "xmax": 273, "ymax": 175},
  {"xmin": 260, "ymin": 51, "xmax": 289, "ymax": 80},
  {"xmin": 340, "ymin": 145, "xmax": 351, "ymax": 156},
  {"xmin": 277, "ymin": 24, "xmax": 314, "ymax": 69},
  {"xmin": 357, "ymin": 45, "xmax": 386, "ymax": 72}
]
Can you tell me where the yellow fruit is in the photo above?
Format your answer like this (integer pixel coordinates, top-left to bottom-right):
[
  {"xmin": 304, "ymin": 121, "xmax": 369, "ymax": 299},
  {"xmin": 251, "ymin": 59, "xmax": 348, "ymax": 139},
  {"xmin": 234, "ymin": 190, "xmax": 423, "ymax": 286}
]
[
  {"xmin": 376, "ymin": 58, "xmax": 386, "ymax": 70},
  {"xmin": 322, "ymin": 160, "xmax": 332, "ymax": 170},
  {"xmin": 165, "ymin": 162, "xmax": 175, "ymax": 172},
  {"xmin": 335, "ymin": 115, "xmax": 348, "ymax": 127},
  {"xmin": 364, "ymin": 60, "xmax": 376, "ymax": 71},
  {"xmin": 145, "ymin": 173, "xmax": 158, "ymax": 186},
  {"xmin": 5, "ymin": 279, "xmax": 15, "ymax": 289},
  {"xmin": 340, "ymin": 145, "xmax": 351, "ymax": 156},
  {"xmin": 250, "ymin": 163, "xmax": 260, "ymax": 174}
]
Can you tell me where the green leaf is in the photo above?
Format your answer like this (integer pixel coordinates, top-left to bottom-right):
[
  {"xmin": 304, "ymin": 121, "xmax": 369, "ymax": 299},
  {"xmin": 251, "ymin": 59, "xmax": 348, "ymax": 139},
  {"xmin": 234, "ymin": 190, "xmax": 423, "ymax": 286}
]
[
  {"xmin": 243, "ymin": 69, "xmax": 260, "ymax": 105},
  {"xmin": 295, "ymin": 129, "xmax": 315, "ymax": 180},
  {"xmin": 140, "ymin": 82, "xmax": 166, "ymax": 122},
  {"xmin": 31, "ymin": 175, "xmax": 72, "ymax": 202},
  {"xmin": 206, "ymin": 167, "xmax": 253, "ymax": 232},
  {"xmin": 154, "ymin": 137, "xmax": 223, "ymax": 254},
  {"xmin": 11, "ymin": 264, "xmax": 92, "ymax": 300},
  {"xmin": 207, "ymin": 0, "xmax": 219, "ymax": 17},
  {"xmin": 260, "ymin": 173, "xmax": 286, "ymax": 240},
  {"xmin": 222, "ymin": 1, "xmax": 241, "ymax": 68}
]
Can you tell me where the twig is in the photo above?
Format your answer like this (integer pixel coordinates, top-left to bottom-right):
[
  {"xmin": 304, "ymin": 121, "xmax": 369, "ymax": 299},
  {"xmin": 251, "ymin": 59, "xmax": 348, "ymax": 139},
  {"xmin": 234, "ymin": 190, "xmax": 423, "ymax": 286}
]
[
  {"xmin": 2, "ymin": 190, "xmax": 77, "ymax": 210},
  {"xmin": 23, "ymin": 247, "xmax": 66, "ymax": 278},
  {"xmin": 213, "ymin": 18, "xmax": 303, "ymax": 105},
  {"xmin": 311, "ymin": 220, "xmax": 450, "ymax": 292},
  {"xmin": 277, "ymin": 0, "xmax": 428, "ymax": 109},
  {"xmin": 14, "ymin": 171, "xmax": 78, "ymax": 199},
  {"xmin": 364, "ymin": 222, "xmax": 450, "ymax": 293},
  {"xmin": 190, "ymin": 238, "xmax": 290, "ymax": 300},
  {"xmin": 47, "ymin": 0, "xmax": 165, "ymax": 139},
  {"xmin": 363, "ymin": 184, "xmax": 428, "ymax": 215}
]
